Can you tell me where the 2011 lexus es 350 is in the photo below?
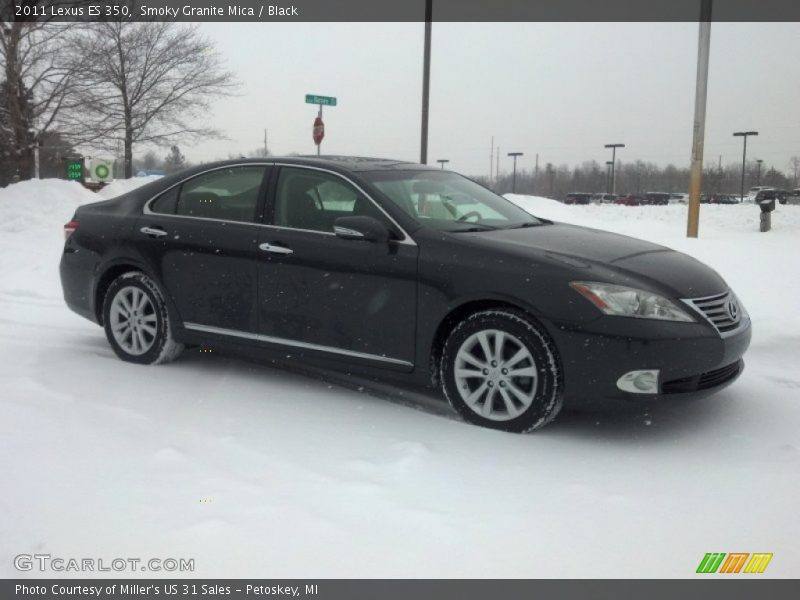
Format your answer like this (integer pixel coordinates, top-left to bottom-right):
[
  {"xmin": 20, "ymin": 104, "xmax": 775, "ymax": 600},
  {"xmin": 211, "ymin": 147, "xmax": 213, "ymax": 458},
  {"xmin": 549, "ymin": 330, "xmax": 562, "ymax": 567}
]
[{"xmin": 59, "ymin": 157, "xmax": 751, "ymax": 432}]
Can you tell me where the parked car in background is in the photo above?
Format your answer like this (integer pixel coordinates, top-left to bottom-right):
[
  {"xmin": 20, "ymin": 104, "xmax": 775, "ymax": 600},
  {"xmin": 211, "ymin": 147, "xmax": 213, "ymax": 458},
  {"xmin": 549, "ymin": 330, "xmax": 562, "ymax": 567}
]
[
  {"xmin": 564, "ymin": 192, "xmax": 593, "ymax": 205},
  {"xmin": 644, "ymin": 192, "xmax": 670, "ymax": 205},
  {"xmin": 702, "ymin": 193, "xmax": 741, "ymax": 205},
  {"xmin": 785, "ymin": 189, "xmax": 800, "ymax": 205},
  {"xmin": 592, "ymin": 193, "xmax": 617, "ymax": 204},
  {"xmin": 669, "ymin": 193, "xmax": 688, "ymax": 204},
  {"xmin": 58, "ymin": 156, "xmax": 751, "ymax": 433},
  {"xmin": 616, "ymin": 194, "xmax": 644, "ymax": 206}
]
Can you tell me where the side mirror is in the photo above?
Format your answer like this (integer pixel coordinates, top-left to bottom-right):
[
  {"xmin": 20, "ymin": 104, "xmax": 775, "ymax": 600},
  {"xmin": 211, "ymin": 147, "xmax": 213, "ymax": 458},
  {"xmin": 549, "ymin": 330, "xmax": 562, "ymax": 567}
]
[{"xmin": 333, "ymin": 215, "xmax": 391, "ymax": 243}]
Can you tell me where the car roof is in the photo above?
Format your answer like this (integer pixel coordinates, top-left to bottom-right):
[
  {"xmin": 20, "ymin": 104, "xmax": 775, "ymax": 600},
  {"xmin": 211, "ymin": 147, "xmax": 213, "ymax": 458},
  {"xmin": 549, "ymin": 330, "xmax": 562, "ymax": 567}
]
[{"xmin": 186, "ymin": 155, "xmax": 439, "ymax": 173}]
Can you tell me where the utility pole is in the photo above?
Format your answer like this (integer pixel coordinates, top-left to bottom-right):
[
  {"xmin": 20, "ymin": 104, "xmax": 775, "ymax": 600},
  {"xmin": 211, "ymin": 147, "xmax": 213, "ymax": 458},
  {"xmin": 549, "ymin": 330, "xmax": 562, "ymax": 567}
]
[
  {"xmin": 604, "ymin": 143, "xmax": 625, "ymax": 195},
  {"xmin": 508, "ymin": 152, "xmax": 523, "ymax": 193},
  {"xmin": 686, "ymin": 0, "xmax": 712, "ymax": 239},
  {"xmin": 717, "ymin": 155, "xmax": 722, "ymax": 193},
  {"xmin": 733, "ymin": 131, "xmax": 758, "ymax": 201},
  {"xmin": 533, "ymin": 153, "xmax": 539, "ymax": 195},
  {"xmin": 419, "ymin": 0, "xmax": 432, "ymax": 164},
  {"xmin": 437, "ymin": 159, "xmax": 449, "ymax": 169},
  {"xmin": 756, "ymin": 159, "xmax": 763, "ymax": 186},
  {"xmin": 496, "ymin": 146, "xmax": 499, "ymax": 183},
  {"xmin": 264, "ymin": 129, "xmax": 268, "ymax": 157},
  {"xmin": 490, "ymin": 136, "xmax": 494, "ymax": 182}
]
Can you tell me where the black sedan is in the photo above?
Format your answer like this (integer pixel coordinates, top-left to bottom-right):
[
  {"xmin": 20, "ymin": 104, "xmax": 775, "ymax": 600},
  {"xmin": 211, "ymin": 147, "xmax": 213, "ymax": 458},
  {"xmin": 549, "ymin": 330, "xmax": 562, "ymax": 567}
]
[{"xmin": 60, "ymin": 157, "xmax": 751, "ymax": 432}]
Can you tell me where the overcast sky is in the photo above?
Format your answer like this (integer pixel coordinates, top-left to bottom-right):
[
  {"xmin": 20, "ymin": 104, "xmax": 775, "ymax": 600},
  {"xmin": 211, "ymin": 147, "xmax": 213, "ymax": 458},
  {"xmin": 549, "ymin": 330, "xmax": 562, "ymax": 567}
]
[{"xmin": 189, "ymin": 22, "xmax": 799, "ymax": 176}]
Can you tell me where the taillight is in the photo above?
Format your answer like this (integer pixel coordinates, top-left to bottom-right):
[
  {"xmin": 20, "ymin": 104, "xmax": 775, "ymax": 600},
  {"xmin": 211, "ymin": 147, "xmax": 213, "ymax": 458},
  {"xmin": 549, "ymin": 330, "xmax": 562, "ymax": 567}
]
[{"xmin": 64, "ymin": 219, "xmax": 79, "ymax": 240}]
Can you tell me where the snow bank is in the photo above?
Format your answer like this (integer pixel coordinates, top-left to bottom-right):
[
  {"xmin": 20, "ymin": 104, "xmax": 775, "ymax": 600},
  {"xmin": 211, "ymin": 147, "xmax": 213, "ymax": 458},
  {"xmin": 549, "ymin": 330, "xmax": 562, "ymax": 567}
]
[
  {"xmin": 506, "ymin": 193, "xmax": 800, "ymax": 238},
  {"xmin": 97, "ymin": 175, "xmax": 162, "ymax": 200},
  {"xmin": 0, "ymin": 179, "xmax": 93, "ymax": 234},
  {"xmin": 0, "ymin": 177, "xmax": 158, "ymax": 299}
]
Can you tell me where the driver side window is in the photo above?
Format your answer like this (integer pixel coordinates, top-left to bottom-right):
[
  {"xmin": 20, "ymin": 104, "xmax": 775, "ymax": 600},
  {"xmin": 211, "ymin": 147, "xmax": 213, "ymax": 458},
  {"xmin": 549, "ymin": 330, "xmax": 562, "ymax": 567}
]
[{"xmin": 274, "ymin": 167, "xmax": 389, "ymax": 233}]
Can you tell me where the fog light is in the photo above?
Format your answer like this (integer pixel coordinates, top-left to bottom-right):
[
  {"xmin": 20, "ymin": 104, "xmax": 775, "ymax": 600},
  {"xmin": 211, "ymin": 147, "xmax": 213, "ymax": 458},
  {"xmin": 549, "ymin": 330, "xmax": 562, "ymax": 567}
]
[{"xmin": 616, "ymin": 370, "xmax": 660, "ymax": 394}]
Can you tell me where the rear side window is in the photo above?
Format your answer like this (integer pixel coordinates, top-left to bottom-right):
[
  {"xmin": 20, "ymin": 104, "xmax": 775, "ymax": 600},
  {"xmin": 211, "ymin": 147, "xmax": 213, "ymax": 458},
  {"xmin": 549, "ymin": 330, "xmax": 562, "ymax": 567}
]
[
  {"xmin": 150, "ymin": 187, "xmax": 179, "ymax": 214},
  {"xmin": 150, "ymin": 166, "xmax": 267, "ymax": 222}
]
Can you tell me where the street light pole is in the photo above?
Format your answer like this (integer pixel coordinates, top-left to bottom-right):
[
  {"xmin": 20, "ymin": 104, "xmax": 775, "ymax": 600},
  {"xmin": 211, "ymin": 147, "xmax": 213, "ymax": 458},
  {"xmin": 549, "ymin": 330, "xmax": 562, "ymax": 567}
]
[
  {"xmin": 437, "ymin": 159, "xmax": 449, "ymax": 169},
  {"xmin": 733, "ymin": 131, "xmax": 758, "ymax": 201},
  {"xmin": 508, "ymin": 152, "xmax": 523, "ymax": 193},
  {"xmin": 419, "ymin": 0, "xmax": 432, "ymax": 164},
  {"xmin": 605, "ymin": 161, "xmax": 613, "ymax": 195},
  {"xmin": 756, "ymin": 159, "xmax": 763, "ymax": 186},
  {"xmin": 604, "ymin": 143, "xmax": 625, "ymax": 194}
]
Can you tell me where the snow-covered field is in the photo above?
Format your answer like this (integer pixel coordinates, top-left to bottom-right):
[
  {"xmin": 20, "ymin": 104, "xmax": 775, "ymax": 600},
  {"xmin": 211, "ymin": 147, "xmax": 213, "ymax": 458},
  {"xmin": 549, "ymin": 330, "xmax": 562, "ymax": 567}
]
[{"xmin": 1, "ymin": 179, "xmax": 799, "ymax": 578}]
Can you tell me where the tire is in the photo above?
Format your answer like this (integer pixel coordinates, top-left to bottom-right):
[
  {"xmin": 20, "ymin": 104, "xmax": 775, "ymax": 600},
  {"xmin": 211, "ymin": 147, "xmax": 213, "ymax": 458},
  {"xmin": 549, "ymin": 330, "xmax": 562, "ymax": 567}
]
[
  {"xmin": 102, "ymin": 271, "xmax": 184, "ymax": 365},
  {"xmin": 440, "ymin": 309, "xmax": 563, "ymax": 433}
]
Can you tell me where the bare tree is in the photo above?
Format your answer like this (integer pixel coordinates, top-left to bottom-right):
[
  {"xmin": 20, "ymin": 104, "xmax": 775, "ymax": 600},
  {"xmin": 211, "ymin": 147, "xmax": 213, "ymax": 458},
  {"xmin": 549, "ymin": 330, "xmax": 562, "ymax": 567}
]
[
  {"xmin": 71, "ymin": 21, "xmax": 238, "ymax": 178},
  {"xmin": 1, "ymin": 2, "xmax": 86, "ymax": 182}
]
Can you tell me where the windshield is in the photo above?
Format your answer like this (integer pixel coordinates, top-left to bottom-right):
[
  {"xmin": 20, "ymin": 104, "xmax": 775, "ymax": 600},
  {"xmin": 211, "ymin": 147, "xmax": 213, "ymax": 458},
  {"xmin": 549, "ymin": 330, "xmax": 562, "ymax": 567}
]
[{"xmin": 363, "ymin": 170, "xmax": 543, "ymax": 232}]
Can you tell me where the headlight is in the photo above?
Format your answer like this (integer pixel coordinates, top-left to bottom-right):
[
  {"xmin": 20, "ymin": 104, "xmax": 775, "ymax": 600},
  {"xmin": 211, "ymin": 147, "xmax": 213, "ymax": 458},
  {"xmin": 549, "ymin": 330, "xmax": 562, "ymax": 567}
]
[{"xmin": 570, "ymin": 281, "xmax": 694, "ymax": 322}]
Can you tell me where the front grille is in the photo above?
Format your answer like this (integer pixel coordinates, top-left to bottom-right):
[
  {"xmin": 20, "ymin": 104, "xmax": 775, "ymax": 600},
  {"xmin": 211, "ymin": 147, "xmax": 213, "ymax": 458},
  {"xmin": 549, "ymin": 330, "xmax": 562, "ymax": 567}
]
[
  {"xmin": 662, "ymin": 360, "xmax": 742, "ymax": 394},
  {"xmin": 684, "ymin": 290, "xmax": 742, "ymax": 334}
]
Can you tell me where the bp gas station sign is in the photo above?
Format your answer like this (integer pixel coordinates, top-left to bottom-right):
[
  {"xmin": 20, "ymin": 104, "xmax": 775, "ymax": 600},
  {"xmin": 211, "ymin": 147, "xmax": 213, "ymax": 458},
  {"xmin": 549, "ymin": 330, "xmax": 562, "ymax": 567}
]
[{"xmin": 88, "ymin": 158, "xmax": 114, "ymax": 183}]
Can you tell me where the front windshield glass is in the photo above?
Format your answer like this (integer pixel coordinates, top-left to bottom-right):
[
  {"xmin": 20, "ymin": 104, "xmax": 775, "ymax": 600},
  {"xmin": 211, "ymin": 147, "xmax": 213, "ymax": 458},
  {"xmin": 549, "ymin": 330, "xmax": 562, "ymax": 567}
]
[{"xmin": 363, "ymin": 170, "xmax": 543, "ymax": 232}]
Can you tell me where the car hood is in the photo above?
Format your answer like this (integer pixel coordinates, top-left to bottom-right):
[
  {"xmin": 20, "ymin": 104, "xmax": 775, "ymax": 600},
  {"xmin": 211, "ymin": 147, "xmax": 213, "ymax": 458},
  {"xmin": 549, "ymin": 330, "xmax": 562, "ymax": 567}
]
[{"xmin": 471, "ymin": 222, "xmax": 727, "ymax": 298}]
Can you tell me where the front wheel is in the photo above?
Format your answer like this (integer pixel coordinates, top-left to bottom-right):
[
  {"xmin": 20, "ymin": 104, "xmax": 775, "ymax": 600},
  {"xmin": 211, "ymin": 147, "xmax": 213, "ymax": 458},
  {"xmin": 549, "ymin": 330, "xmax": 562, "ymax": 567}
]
[
  {"xmin": 102, "ymin": 271, "xmax": 184, "ymax": 365},
  {"xmin": 440, "ymin": 310, "xmax": 563, "ymax": 433}
]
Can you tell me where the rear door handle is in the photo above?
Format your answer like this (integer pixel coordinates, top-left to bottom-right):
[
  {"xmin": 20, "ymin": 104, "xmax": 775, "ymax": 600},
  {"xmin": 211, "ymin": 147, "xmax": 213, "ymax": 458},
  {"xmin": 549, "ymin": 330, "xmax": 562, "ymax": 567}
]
[
  {"xmin": 140, "ymin": 226, "xmax": 168, "ymax": 238},
  {"xmin": 258, "ymin": 242, "xmax": 293, "ymax": 256}
]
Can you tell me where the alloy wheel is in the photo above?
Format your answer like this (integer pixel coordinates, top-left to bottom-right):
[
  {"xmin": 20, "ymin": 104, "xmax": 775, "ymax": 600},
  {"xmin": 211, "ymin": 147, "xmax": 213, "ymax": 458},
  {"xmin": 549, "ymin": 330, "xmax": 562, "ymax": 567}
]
[
  {"xmin": 454, "ymin": 329, "xmax": 539, "ymax": 422},
  {"xmin": 109, "ymin": 285, "xmax": 158, "ymax": 356}
]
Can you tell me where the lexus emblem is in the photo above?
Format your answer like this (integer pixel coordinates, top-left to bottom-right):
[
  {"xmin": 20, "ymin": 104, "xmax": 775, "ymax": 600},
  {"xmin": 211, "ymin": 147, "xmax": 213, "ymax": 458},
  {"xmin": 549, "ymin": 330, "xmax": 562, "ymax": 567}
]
[{"xmin": 726, "ymin": 297, "xmax": 739, "ymax": 321}]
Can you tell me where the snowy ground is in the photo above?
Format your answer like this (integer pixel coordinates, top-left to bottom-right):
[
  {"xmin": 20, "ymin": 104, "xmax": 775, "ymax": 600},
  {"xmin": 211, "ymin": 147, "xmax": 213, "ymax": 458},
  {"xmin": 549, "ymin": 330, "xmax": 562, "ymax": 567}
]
[{"xmin": 1, "ymin": 180, "xmax": 799, "ymax": 578}]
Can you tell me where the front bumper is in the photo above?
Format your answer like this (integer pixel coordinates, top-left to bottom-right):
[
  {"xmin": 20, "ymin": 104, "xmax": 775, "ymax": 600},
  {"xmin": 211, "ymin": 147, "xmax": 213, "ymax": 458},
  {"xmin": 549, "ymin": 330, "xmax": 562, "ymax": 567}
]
[{"xmin": 550, "ymin": 315, "xmax": 752, "ymax": 404}]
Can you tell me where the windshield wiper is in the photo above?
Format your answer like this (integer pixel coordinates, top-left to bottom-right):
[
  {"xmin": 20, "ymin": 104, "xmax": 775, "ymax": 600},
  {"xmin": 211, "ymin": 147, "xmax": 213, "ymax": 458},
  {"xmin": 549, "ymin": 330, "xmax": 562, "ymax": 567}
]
[
  {"xmin": 505, "ymin": 221, "xmax": 545, "ymax": 229},
  {"xmin": 448, "ymin": 224, "xmax": 498, "ymax": 232}
]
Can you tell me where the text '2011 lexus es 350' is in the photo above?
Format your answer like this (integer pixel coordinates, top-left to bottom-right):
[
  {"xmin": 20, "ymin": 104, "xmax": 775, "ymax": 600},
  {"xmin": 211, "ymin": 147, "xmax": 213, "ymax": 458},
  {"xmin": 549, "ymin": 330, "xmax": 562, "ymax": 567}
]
[{"xmin": 60, "ymin": 157, "xmax": 751, "ymax": 432}]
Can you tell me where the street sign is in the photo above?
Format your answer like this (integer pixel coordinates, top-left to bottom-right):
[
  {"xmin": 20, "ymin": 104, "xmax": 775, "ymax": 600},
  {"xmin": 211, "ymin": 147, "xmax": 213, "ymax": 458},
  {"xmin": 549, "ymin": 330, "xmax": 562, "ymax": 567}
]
[
  {"xmin": 305, "ymin": 94, "xmax": 337, "ymax": 106},
  {"xmin": 313, "ymin": 117, "xmax": 325, "ymax": 145}
]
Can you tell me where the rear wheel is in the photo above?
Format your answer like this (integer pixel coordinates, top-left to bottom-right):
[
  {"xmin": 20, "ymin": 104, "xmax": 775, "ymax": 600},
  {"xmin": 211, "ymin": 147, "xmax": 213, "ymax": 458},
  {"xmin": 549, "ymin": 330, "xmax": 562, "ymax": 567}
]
[
  {"xmin": 102, "ymin": 271, "xmax": 184, "ymax": 365},
  {"xmin": 440, "ymin": 310, "xmax": 563, "ymax": 433}
]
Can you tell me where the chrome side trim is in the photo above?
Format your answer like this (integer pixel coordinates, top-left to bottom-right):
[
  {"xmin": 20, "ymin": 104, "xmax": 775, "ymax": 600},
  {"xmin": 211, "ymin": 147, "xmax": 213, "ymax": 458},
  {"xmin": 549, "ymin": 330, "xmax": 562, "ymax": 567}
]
[
  {"xmin": 183, "ymin": 322, "xmax": 414, "ymax": 368},
  {"xmin": 141, "ymin": 161, "xmax": 417, "ymax": 246}
]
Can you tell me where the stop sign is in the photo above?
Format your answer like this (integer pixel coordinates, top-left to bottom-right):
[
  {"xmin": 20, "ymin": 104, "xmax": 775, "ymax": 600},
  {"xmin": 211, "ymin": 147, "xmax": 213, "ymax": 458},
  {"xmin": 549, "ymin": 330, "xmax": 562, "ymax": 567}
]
[{"xmin": 313, "ymin": 116, "xmax": 324, "ymax": 145}]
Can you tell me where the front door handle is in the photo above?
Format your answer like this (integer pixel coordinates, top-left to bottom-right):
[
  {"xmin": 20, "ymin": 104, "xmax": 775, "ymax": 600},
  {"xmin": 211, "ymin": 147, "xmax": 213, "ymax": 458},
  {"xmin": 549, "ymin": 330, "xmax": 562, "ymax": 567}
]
[
  {"xmin": 258, "ymin": 242, "xmax": 293, "ymax": 256},
  {"xmin": 140, "ymin": 226, "xmax": 168, "ymax": 238}
]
